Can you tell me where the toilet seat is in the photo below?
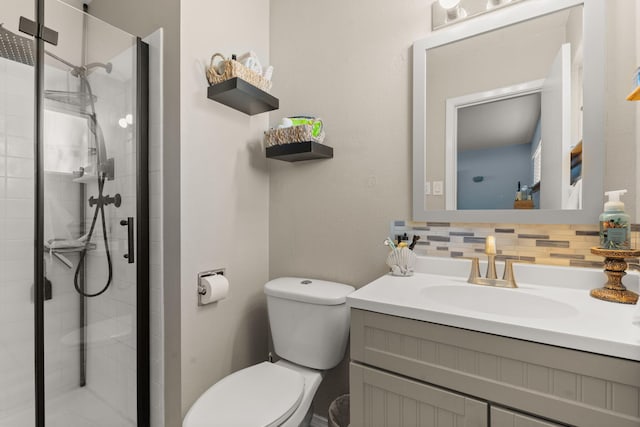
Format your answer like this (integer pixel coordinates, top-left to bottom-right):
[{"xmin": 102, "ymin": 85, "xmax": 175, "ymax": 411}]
[{"xmin": 183, "ymin": 362, "xmax": 305, "ymax": 427}]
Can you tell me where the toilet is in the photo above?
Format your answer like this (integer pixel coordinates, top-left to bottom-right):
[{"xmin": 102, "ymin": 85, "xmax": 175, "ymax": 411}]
[{"xmin": 183, "ymin": 277, "xmax": 355, "ymax": 427}]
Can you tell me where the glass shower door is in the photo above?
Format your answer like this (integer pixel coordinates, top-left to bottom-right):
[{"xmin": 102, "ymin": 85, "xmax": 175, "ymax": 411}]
[
  {"xmin": 0, "ymin": 1, "xmax": 36, "ymax": 425},
  {"xmin": 42, "ymin": 1, "xmax": 146, "ymax": 426}
]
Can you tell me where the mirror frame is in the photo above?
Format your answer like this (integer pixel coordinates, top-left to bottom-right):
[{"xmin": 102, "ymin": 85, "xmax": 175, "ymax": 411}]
[{"xmin": 412, "ymin": 0, "xmax": 605, "ymax": 224}]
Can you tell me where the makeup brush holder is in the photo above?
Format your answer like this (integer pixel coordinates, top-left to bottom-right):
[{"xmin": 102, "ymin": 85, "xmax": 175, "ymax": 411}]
[{"xmin": 386, "ymin": 247, "xmax": 417, "ymax": 277}]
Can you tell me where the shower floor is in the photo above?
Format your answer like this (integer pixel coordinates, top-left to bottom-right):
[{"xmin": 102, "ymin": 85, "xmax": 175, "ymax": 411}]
[{"xmin": 0, "ymin": 387, "xmax": 135, "ymax": 427}]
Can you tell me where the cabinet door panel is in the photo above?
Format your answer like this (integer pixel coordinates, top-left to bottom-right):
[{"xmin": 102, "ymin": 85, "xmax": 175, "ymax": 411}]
[
  {"xmin": 350, "ymin": 362, "xmax": 487, "ymax": 427},
  {"xmin": 491, "ymin": 406, "xmax": 564, "ymax": 427}
]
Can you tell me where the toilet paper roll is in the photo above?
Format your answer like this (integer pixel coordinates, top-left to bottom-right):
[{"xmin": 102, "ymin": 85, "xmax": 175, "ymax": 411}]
[{"xmin": 199, "ymin": 274, "xmax": 229, "ymax": 305}]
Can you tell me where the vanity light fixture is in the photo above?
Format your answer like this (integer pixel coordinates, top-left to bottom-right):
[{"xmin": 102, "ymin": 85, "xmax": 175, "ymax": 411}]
[
  {"xmin": 432, "ymin": 0, "xmax": 525, "ymax": 30},
  {"xmin": 438, "ymin": 0, "xmax": 467, "ymax": 22},
  {"xmin": 486, "ymin": 0, "xmax": 512, "ymax": 10}
]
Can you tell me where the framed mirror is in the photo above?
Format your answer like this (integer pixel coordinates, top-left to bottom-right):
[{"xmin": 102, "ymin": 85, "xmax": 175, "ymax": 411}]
[{"xmin": 413, "ymin": 0, "xmax": 605, "ymax": 223}]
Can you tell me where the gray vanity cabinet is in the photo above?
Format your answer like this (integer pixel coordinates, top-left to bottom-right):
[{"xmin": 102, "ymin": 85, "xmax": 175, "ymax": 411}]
[
  {"xmin": 349, "ymin": 309, "xmax": 640, "ymax": 427},
  {"xmin": 491, "ymin": 407, "xmax": 563, "ymax": 427}
]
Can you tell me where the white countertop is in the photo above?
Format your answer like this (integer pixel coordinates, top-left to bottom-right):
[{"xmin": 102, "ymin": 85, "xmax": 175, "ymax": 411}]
[{"xmin": 347, "ymin": 257, "xmax": 640, "ymax": 361}]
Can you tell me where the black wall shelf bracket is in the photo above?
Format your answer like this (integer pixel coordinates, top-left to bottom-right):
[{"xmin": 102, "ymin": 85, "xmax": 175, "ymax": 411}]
[
  {"xmin": 207, "ymin": 77, "xmax": 279, "ymax": 115},
  {"xmin": 266, "ymin": 141, "xmax": 333, "ymax": 162}
]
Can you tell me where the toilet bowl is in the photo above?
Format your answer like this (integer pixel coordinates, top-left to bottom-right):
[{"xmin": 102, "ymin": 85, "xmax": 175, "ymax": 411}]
[{"xmin": 183, "ymin": 277, "xmax": 354, "ymax": 427}]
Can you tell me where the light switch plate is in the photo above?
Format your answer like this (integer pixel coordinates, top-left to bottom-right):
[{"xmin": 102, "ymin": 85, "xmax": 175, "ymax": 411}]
[{"xmin": 433, "ymin": 181, "xmax": 443, "ymax": 195}]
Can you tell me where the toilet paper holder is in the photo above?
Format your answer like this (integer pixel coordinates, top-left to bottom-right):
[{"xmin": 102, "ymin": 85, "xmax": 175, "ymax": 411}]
[{"xmin": 197, "ymin": 268, "xmax": 226, "ymax": 305}]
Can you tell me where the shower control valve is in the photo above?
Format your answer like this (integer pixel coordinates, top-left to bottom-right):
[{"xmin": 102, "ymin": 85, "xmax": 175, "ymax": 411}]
[{"xmin": 89, "ymin": 193, "xmax": 122, "ymax": 208}]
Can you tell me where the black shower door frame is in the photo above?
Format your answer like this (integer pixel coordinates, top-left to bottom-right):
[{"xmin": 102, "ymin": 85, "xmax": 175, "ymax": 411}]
[{"xmin": 31, "ymin": 0, "xmax": 150, "ymax": 425}]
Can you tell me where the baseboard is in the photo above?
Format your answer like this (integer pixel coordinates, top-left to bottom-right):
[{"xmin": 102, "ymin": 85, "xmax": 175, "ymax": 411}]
[{"xmin": 310, "ymin": 413, "xmax": 329, "ymax": 427}]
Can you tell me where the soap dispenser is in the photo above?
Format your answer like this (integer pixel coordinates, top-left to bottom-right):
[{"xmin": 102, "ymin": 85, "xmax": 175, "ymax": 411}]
[{"xmin": 599, "ymin": 190, "xmax": 631, "ymax": 250}]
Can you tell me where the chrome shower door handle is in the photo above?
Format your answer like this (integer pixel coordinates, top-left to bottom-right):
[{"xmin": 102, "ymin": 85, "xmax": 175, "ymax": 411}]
[{"xmin": 120, "ymin": 217, "xmax": 135, "ymax": 264}]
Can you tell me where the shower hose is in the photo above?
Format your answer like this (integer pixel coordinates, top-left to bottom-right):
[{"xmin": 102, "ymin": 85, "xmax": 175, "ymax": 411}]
[{"xmin": 73, "ymin": 172, "xmax": 114, "ymax": 298}]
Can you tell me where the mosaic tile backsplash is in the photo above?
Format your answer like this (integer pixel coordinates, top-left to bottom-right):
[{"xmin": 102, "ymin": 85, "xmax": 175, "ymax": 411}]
[{"xmin": 391, "ymin": 221, "xmax": 640, "ymax": 269}]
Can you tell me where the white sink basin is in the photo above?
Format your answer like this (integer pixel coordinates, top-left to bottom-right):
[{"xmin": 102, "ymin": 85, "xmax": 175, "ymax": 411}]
[{"xmin": 420, "ymin": 285, "xmax": 579, "ymax": 319}]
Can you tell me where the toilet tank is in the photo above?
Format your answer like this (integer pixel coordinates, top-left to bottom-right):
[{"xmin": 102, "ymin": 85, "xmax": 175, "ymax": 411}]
[{"xmin": 265, "ymin": 277, "xmax": 355, "ymax": 370}]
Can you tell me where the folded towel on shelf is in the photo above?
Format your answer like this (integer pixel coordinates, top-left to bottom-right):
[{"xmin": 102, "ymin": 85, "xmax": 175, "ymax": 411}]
[{"xmin": 277, "ymin": 116, "xmax": 324, "ymax": 138}]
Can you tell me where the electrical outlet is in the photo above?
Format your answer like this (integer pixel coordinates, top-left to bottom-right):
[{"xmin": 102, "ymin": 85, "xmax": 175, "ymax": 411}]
[
  {"xmin": 424, "ymin": 182, "xmax": 431, "ymax": 195},
  {"xmin": 433, "ymin": 181, "xmax": 443, "ymax": 196}
]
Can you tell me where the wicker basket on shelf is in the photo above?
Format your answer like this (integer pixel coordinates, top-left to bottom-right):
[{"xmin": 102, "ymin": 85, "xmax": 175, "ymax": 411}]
[
  {"xmin": 264, "ymin": 125, "xmax": 326, "ymax": 148},
  {"xmin": 206, "ymin": 53, "xmax": 272, "ymax": 93}
]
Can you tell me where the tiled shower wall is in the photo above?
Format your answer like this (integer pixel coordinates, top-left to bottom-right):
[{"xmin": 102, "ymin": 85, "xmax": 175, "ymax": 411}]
[
  {"xmin": 393, "ymin": 221, "xmax": 640, "ymax": 268},
  {"xmin": 0, "ymin": 56, "xmax": 37, "ymax": 415}
]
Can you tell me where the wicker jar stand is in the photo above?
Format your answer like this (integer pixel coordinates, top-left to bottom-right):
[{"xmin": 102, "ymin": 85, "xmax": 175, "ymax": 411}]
[{"xmin": 589, "ymin": 247, "xmax": 640, "ymax": 304}]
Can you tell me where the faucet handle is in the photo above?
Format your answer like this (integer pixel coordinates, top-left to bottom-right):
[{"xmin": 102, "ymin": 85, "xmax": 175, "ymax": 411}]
[
  {"xmin": 456, "ymin": 256, "xmax": 481, "ymax": 284},
  {"xmin": 502, "ymin": 258, "xmax": 533, "ymax": 288}
]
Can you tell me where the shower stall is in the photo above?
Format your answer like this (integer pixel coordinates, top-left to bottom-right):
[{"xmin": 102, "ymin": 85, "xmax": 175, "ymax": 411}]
[{"xmin": 0, "ymin": 0, "xmax": 149, "ymax": 425}]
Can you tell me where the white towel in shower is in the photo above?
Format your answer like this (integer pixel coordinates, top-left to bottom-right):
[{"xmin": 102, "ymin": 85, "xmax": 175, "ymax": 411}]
[{"xmin": 566, "ymin": 178, "xmax": 582, "ymax": 210}]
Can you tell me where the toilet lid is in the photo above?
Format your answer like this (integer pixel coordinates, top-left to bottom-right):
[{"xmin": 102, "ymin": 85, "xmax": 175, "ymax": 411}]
[{"xmin": 183, "ymin": 362, "xmax": 305, "ymax": 427}]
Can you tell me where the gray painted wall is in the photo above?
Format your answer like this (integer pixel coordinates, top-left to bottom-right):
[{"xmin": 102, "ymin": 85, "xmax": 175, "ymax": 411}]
[
  {"xmin": 178, "ymin": 0, "xmax": 270, "ymax": 417},
  {"xmin": 269, "ymin": 0, "xmax": 430, "ymax": 415}
]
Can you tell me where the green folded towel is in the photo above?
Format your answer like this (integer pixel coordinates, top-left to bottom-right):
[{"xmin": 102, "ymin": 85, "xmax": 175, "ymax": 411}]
[{"xmin": 289, "ymin": 116, "xmax": 323, "ymax": 137}]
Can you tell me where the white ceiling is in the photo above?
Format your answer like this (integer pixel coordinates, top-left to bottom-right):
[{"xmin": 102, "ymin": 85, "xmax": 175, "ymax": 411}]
[{"xmin": 457, "ymin": 92, "xmax": 541, "ymax": 152}]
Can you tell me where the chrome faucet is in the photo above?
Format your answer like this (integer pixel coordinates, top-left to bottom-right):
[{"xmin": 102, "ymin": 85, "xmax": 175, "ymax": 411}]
[{"xmin": 459, "ymin": 235, "xmax": 526, "ymax": 288}]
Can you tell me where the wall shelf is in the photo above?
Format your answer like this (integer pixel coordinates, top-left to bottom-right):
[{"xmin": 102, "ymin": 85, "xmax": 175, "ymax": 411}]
[
  {"xmin": 626, "ymin": 86, "xmax": 640, "ymax": 101},
  {"xmin": 207, "ymin": 77, "xmax": 279, "ymax": 115},
  {"xmin": 266, "ymin": 141, "xmax": 333, "ymax": 162}
]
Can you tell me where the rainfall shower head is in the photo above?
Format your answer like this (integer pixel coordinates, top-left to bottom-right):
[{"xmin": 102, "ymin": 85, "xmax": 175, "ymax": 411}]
[{"xmin": 0, "ymin": 24, "xmax": 34, "ymax": 66}]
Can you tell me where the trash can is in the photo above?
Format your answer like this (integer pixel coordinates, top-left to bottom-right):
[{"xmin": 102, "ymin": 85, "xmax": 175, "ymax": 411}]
[{"xmin": 328, "ymin": 394, "xmax": 350, "ymax": 427}]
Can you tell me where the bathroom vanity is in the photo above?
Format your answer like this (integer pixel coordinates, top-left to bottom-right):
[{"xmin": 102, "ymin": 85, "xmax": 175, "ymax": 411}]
[{"xmin": 347, "ymin": 258, "xmax": 640, "ymax": 427}]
